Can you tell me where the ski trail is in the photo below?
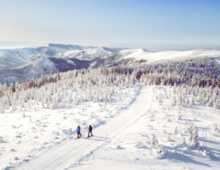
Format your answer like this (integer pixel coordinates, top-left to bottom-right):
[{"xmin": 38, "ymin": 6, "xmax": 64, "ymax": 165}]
[{"xmin": 13, "ymin": 85, "xmax": 152, "ymax": 170}]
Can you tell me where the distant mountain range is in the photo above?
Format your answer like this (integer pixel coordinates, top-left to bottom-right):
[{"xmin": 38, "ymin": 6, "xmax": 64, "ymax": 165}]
[{"xmin": 0, "ymin": 43, "xmax": 220, "ymax": 85}]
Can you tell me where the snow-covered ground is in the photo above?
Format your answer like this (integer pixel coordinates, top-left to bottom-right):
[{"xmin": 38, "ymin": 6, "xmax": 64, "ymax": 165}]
[
  {"xmin": 75, "ymin": 86, "xmax": 220, "ymax": 170},
  {"xmin": 11, "ymin": 85, "xmax": 151, "ymax": 170},
  {"xmin": 0, "ymin": 84, "xmax": 140, "ymax": 170},
  {"xmin": 1, "ymin": 84, "xmax": 219, "ymax": 170}
]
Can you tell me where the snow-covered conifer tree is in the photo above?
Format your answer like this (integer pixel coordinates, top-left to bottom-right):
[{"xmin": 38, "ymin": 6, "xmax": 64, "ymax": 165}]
[
  {"xmin": 150, "ymin": 134, "xmax": 158, "ymax": 149},
  {"xmin": 213, "ymin": 123, "xmax": 219, "ymax": 131},
  {"xmin": 177, "ymin": 113, "xmax": 181, "ymax": 120},
  {"xmin": 191, "ymin": 128, "xmax": 200, "ymax": 147},
  {"xmin": 174, "ymin": 127, "xmax": 178, "ymax": 135}
]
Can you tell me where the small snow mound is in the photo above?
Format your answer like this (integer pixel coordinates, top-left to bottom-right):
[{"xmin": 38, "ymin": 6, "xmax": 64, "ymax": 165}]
[
  {"xmin": 116, "ymin": 145, "xmax": 121, "ymax": 150},
  {"xmin": 163, "ymin": 129, "xmax": 166, "ymax": 134},
  {"xmin": 202, "ymin": 150, "xmax": 208, "ymax": 157},
  {"xmin": 156, "ymin": 145, "xmax": 167, "ymax": 159},
  {"xmin": 0, "ymin": 137, "xmax": 3, "ymax": 143},
  {"xmin": 23, "ymin": 157, "xmax": 29, "ymax": 162},
  {"xmin": 135, "ymin": 142, "xmax": 148, "ymax": 149},
  {"xmin": 10, "ymin": 148, "xmax": 16, "ymax": 152},
  {"xmin": 141, "ymin": 134, "xmax": 149, "ymax": 137}
]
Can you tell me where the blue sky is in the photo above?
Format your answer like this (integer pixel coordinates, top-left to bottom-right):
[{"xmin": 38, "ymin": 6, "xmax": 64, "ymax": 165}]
[{"xmin": 0, "ymin": 0, "xmax": 220, "ymax": 51}]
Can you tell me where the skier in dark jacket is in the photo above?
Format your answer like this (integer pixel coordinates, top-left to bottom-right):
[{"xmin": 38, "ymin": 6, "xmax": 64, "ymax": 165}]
[
  {"xmin": 88, "ymin": 125, "xmax": 93, "ymax": 137},
  {"xmin": 76, "ymin": 126, "xmax": 81, "ymax": 138}
]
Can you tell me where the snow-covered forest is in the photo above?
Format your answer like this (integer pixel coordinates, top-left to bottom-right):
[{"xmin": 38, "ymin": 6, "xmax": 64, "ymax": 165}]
[
  {"xmin": 2, "ymin": 57, "xmax": 220, "ymax": 113},
  {"xmin": 139, "ymin": 57, "xmax": 220, "ymax": 87},
  {"xmin": 0, "ymin": 66, "xmax": 139, "ymax": 114},
  {"xmin": 0, "ymin": 56, "xmax": 220, "ymax": 170}
]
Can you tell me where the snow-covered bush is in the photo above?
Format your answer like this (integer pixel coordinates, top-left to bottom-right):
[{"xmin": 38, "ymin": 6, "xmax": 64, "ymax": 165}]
[
  {"xmin": 179, "ymin": 137, "xmax": 186, "ymax": 147},
  {"xmin": 163, "ymin": 129, "xmax": 166, "ymax": 134},
  {"xmin": 213, "ymin": 123, "xmax": 219, "ymax": 131},
  {"xmin": 156, "ymin": 145, "xmax": 167, "ymax": 158},
  {"xmin": 191, "ymin": 128, "xmax": 200, "ymax": 148},
  {"xmin": 68, "ymin": 128, "xmax": 72, "ymax": 134},
  {"xmin": 177, "ymin": 113, "xmax": 181, "ymax": 120},
  {"xmin": 189, "ymin": 122, "xmax": 193, "ymax": 129},
  {"xmin": 187, "ymin": 128, "xmax": 192, "ymax": 142},
  {"xmin": 150, "ymin": 134, "xmax": 158, "ymax": 149},
  {"xmin": 174, "ymin": 127, "xmax": 178, "ymax": 135},
  {"xmin": 183, "ymin": 121, "xmax": 188, "ymax": 126}
]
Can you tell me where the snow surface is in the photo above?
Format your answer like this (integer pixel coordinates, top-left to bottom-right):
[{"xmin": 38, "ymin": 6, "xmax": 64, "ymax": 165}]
[
  {"xmin": 0, "ymin": 85, "xmax": 139, "ymax": 169},
  {"xmin": 34, "ymin": 58, "xmax": 55, "ymax": 68},
  {"xmin": 1, "ymin": 84, "xmax": 220, "ymax": 170},
  {"xmin": 66, "ymin": 60, "xmax": 76, "ymax": 66},
  {"xmin": 115, "ymin": 49, "xmax": 220, "ymax": 63},
  {"xmin": 60, "ymin": 47, "xmax": 112, "ymax": 60},
  {"xmin": 1, "ymin": 43, "xmax": 220, "ymax": 170},
  {"xmin": 75, "ymin": 86, "xmax": 220, "ymax": 170}
]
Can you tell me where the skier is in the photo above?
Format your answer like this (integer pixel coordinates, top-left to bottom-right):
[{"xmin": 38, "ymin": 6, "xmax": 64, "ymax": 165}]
[
  {"xmin": 88, "ymin": 125, "xmax": 93, "ymax": 137},
  {"xmin": 76, "ymin": 125, "xmax": 81, "ymax": 138}
]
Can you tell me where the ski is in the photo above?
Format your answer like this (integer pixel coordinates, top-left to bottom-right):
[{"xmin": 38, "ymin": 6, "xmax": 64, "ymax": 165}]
[
  {"xmin": 85, "ymin": 135, "xmax": 93, "ymax": 139},
  {"xmin": 75, "ymin": 135, "xmax": 83, "ymax": 140}
]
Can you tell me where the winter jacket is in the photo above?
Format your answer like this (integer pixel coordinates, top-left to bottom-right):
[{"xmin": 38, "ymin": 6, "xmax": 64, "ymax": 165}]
[{"xmin": 77, "ymin": 127, "xmax": 80, "ymax": 132}]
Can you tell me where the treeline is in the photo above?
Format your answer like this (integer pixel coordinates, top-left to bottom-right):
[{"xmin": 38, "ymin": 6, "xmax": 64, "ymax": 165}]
[
  {"xmin": 1, "ymin": 57, "xmax": 220, "ymax": 100},
  {"xmin": 0, "ymin": 66, "xmax": 139, "ymax": 99}
]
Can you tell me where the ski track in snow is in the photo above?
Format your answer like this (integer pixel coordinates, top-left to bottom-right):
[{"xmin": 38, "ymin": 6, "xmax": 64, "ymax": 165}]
[{"xmin": 13, "ymin": 85, "xmax": 152, "ymax": 170}]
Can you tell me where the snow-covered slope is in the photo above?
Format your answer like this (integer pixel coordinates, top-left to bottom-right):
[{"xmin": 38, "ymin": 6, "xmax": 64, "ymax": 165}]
[
  {"xmin": 0, "ymin": 44, "xmax": 125, "ymax": 70},
  {"xmin": 75, "ymin": 86, "xmax": 220, "ymax": 170},
  {"xmin": 59, "ymin": 47, "xmax": 112, "ymax": 60},
  {"xmin": 0, "ymin": 44, "xmax": 93, "ymax": 70},
  {"xmin": 1, "ymin": 84, "xmax": 220, "ymax": 170},
  {"xmin": 12, "ymin": 85, "xmax": 148, "ymax": 170},
  {"xmin": 1, "ymin": 43, "xmax": 220, "ymax": 70},
  {"xmin": 0, "ymin": 49, "xmax": 31, "ymax": 69},
  {"xmin": 0, "ymin": 57, "xmax": 91, "ymax": 85},
  {"xmin": 113, "ymin": 49, "xmax": 220, "ymax": 63}
]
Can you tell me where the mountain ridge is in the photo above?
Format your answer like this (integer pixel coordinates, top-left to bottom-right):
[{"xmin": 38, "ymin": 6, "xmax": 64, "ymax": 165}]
[{"xmin": 1, "ymin": 43, "xmax": 220, "ymax": 85}]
